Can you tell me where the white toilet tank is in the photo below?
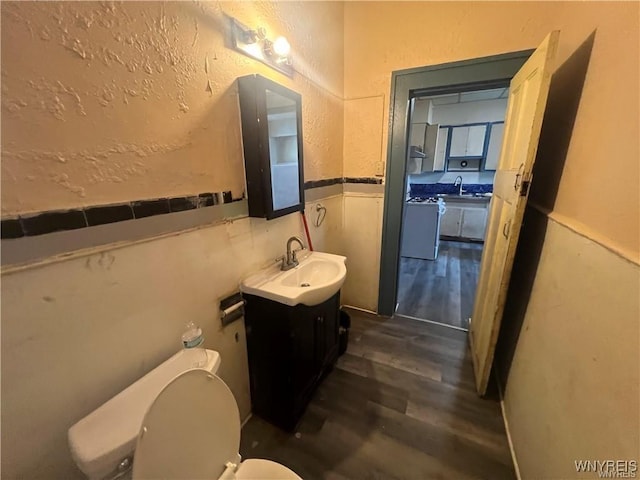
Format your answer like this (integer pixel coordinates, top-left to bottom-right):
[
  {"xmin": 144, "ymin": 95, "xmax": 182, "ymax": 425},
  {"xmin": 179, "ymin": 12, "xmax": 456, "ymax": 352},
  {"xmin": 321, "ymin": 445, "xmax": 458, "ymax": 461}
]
[{"xmin": 68, "ymin": 349, "xmax": 221, "ymax": 480}]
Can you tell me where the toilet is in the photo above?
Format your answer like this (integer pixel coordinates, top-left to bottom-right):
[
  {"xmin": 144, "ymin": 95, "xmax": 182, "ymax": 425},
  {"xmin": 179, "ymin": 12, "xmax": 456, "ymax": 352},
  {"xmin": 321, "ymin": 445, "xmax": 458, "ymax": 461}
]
[
  {"xmin": 133, "ymin": 369, "xmax": 301, "ymax": 480},
  {"xmin": 68, "ymin": 349, "xmax": 301, "ymax": 480}
]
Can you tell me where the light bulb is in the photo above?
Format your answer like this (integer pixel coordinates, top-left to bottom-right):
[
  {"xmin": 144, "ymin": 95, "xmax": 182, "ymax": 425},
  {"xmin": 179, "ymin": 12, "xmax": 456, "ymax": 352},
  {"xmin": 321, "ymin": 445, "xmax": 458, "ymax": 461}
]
[{"xmin": 272, "ymin": 36, "xmax": 291, "ymax": 57}]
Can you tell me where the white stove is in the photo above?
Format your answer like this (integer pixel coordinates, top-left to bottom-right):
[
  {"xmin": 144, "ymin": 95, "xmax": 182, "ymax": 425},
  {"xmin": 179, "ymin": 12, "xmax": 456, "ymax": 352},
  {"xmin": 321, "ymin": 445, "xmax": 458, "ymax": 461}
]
[
  {"xmin": 400, "ymin": 198, "xmax": 446, "ymax": 260},
  {"xmin": 407, "ymin": 196, "xmax": 440, "ymax": 203}
]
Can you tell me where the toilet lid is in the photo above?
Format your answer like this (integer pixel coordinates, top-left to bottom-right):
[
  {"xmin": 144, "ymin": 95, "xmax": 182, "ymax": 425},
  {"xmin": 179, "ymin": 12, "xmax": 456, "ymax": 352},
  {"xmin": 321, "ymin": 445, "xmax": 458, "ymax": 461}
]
[
  {"xmin": 236, "ymin": 459, "xmax": 302, "ymax": 480},
  {"xmin": 132, "ymin": 369, "xmax": 240, "ymax": 480}
]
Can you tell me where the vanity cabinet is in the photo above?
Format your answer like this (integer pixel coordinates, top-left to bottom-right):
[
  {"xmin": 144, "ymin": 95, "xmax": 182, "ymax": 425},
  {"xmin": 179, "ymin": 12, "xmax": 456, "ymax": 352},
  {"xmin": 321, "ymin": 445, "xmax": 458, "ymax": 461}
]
[{"xmin": 243, "ymin": 291, "xmax": 340, "ymax": 431}]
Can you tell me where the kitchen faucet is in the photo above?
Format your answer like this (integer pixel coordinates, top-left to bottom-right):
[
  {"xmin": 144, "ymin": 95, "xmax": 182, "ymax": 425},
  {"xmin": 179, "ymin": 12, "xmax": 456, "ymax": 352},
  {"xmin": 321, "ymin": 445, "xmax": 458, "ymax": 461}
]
[
  {"xmin": 277, "ymin": 236, "xmax": 305, "ymax": 271},
  {"xmin": 453, "ymin": 176, "xmax": 463, "ymax": 195}
]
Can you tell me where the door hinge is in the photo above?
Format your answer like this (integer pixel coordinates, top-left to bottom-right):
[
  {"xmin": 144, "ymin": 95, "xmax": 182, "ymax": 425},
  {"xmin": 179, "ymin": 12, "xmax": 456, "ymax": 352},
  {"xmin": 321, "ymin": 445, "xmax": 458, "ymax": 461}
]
[{"xmin": 520, "ymin": 180, "xmax": 531, "ymax": 197}]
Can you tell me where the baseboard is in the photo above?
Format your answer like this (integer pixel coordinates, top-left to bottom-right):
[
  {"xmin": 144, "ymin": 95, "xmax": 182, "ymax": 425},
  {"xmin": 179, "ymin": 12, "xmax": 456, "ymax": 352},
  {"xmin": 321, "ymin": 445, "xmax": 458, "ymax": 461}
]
[
  {"xmin": 241, "ymin": 412, "xmax": 252, "ymax": 428},
  {"xmin": 496, "ymin": 373, "xmax": 522, "ymax": 480},
  {"xmin": 394, "ymin": 313, "xmax": 468, "ymax": 332},
  {"xmin": 341, "ymin": 304, "xmax": 378, "ymax": 316},
  {"xmin": 440, "ymin": 235, "xmax": 485, "ymax": 244}
]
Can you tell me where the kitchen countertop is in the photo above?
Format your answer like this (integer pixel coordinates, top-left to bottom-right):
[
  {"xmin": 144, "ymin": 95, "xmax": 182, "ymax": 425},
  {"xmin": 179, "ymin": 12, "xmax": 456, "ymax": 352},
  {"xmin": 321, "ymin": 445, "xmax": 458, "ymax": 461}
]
[{"xmin": 437, "ymin": 194, "xmax": 491, "ymax": 203}]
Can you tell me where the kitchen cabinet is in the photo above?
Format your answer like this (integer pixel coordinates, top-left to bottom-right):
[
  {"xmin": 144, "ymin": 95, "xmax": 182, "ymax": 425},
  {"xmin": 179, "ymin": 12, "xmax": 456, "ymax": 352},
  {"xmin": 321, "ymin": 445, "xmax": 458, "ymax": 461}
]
[
  {"xmin": 440, "ymin": 206, "xmax": 463, "ymax": 237},
  {"xmin": 243, "ymin": 291, "xmax": 340, "ymax": 431},
  {"xmin": 407, "ymin": 123, "xmax": 441, "ymax": 173},
  {"xmin": 410, "ymin": 123, "xmax": 426, "ymax": 148},
  {"xmin": 449, "ymin": 125, "xmax": 487, "ymax": 157},
  {"xmin": 460, "ymin": 207, "xmax": 488, "ymax": 239},
  {"xmin": 440, "ymin": 197, "xmax": 490, "ymax": 241},
  {"xmin": 434, "ymin": 128, "xmax": 448, "ymax": 171},
  {"xmin": 484, "ymin": 122, "xmax": 504, "ymax": 170},
  {"xmin": 422, "ymin": 124, "xmax": 440, "ymax": 172}
]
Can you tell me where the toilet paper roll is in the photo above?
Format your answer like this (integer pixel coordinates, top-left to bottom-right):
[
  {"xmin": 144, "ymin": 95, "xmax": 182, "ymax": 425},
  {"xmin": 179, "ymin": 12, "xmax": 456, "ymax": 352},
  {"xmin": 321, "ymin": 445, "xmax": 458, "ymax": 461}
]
[{"xmin": 221, "ymin": 301, "xmax": 244, "ymax": 318}]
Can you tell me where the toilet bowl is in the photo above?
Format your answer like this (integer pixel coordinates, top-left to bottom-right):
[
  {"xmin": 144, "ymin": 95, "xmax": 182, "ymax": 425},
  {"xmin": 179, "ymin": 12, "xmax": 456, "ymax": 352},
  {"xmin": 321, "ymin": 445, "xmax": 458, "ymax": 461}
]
[
  {"xmin": 68, "ymin": 348, "xmax": 300, "ymax": 480},
  {"xmin": 132, "ymin": 369, "xmax": 301, "ymax": 480}
]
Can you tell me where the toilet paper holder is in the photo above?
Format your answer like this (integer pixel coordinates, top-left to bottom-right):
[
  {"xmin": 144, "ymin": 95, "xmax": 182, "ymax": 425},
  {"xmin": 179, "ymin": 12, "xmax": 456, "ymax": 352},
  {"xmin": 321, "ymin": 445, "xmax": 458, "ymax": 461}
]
[{"xmin": 220, "ymin": 292, "xmax": 245, "ymax": 326}]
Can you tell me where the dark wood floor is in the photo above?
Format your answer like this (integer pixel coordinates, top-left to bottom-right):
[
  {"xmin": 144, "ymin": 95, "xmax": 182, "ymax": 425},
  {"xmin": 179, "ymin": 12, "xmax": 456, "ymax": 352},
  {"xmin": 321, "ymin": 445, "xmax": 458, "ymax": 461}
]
[
  {"xmin": 240, "ymin": 309, "xmax": 515, "ymax": 479},
  {"xmin": 396, "ymin": 240, "xmax": 483, "ymax": 330}
]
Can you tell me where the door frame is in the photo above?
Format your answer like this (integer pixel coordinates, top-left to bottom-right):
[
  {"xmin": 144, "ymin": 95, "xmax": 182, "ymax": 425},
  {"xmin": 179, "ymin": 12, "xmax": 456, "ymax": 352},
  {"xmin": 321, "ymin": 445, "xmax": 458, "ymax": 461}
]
[{"xmin": 378, "ymin": 50, "xmax": 534, "ymax": 316}]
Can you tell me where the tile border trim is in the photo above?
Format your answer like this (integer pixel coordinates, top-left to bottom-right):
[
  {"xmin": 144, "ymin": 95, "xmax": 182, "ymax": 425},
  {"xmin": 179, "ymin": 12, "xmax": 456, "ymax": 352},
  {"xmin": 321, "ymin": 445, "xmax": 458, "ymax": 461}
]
[
  {"xmin": 1, "ymin": 191, "xmax": 241, "ymax": 239},
  {"xmin": 2, "ymin": 177, "xmax": 383, "ymax": 240},
  {"xmin": 304, "ymin": 177, "xmax": 382, "ymax": 189}
]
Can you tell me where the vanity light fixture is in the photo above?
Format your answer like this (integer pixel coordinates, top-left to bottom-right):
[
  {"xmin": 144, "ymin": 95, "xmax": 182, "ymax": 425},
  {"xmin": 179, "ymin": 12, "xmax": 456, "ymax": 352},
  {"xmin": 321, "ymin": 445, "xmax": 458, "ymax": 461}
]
[{"xmin": 228, "ymin": 16, "xmax": 294, "ymax": 77}]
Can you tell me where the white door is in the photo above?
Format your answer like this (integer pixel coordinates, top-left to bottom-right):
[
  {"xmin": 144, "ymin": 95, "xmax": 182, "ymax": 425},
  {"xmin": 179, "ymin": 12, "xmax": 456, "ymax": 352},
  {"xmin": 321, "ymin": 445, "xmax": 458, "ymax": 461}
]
[{"xmin": 469, "ymin": 31, "xmax": 560, "ymax": 395}]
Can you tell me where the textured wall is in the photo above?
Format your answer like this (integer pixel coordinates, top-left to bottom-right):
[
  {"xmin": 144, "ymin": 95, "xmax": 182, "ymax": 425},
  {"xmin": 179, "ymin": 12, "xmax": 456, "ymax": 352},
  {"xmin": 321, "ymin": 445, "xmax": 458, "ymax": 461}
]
[
  {"xmin": 343, "ymin": 95, "xmax": 385, "ymax": 178},
  {"xmin": 1, "ymin": 1, "xmax": 344, "ymax": 216},
  {"xmin": 344, "ymin": 1, "xmax": 639, "ymax": 259}
]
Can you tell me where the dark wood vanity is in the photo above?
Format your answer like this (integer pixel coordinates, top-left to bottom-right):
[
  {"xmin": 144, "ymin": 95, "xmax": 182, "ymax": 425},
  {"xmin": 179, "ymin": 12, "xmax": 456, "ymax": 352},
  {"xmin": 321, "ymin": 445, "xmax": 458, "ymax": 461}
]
[{"xmin": 243, "ymin": 292, "xmax": 340, "ymax": 431}]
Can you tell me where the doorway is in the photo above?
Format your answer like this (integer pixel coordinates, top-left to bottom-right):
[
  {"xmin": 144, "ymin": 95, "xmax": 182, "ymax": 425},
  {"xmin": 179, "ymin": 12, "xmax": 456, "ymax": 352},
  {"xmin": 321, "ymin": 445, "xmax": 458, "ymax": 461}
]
[
  {"xmin": 378, "ymin": 50, "xmax": 533, "ymax": 317},
  {"xmin": 396, "ymin": 88, "xmax": 509, "ymax": 330}
]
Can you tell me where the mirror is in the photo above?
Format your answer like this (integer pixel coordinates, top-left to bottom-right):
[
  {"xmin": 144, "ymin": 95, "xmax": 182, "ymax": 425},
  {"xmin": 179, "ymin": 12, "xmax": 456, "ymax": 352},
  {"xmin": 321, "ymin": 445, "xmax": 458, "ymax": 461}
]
[
  {"xmin": 237, "ymin": 74, "xmax": 304, "ymax": 220},
  {"xmin": 266, "ymin": 90, "xmax": 299, "ymax": 211}
]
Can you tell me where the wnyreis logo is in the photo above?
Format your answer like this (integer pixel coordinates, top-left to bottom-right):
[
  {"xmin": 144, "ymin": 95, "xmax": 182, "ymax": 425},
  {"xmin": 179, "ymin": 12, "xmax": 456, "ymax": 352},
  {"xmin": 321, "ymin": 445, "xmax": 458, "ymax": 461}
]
[{"xmin": 575, "ymin": 460, "xmax": 637, "ymax": 478}]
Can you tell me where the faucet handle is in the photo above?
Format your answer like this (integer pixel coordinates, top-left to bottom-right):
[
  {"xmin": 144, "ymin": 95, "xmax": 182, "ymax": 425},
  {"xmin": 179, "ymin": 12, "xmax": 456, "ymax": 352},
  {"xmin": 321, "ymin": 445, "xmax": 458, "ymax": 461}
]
[{"xmin": 275, "ymin": 255, "xmax": 285, "ymax": 265}]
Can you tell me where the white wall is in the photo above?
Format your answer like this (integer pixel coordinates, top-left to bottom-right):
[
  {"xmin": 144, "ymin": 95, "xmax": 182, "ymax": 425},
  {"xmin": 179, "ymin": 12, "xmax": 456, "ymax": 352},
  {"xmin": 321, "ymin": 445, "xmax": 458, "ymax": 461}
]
[
  {"xmin": 503, "ymin": 216, "xmax": 640, "ymax": 477},
  {"xmin": 341, "ymin": 189, "xmax": 384, "ymax": 311},
  {"xmin": 0, "ymin": 194, "xmax": 342, "ymax": 480},
  {"xmin": 431, "ymin": 98, "xmax": 507, "ymax": 125}
]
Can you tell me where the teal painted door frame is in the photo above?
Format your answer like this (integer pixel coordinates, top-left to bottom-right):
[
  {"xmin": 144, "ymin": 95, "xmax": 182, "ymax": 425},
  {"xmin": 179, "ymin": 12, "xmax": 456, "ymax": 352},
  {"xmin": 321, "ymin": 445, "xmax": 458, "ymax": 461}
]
[{"xmin": 377, "ymin": 50, "xmax": 534, "ymax": 316}]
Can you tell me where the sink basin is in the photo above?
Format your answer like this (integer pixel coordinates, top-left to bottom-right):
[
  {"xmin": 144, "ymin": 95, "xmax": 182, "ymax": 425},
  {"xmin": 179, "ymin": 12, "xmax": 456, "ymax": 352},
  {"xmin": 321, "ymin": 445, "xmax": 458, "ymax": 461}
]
[{"xmin": 240, "ymin": 251, "xmax": 347, "ymax": 306}]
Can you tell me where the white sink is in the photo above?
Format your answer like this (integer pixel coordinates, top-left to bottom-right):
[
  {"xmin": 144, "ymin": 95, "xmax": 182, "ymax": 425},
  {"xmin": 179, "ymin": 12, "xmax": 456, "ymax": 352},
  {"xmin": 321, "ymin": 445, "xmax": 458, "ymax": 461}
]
[{"xmin": 240, "ymin": 251, "xmax": 347, "ymax": 306}]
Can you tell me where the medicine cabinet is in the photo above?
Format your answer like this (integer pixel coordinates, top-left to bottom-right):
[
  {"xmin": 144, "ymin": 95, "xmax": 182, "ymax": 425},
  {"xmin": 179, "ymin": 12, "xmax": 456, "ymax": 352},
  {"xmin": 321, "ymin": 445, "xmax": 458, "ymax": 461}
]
[{"xmin": 237, "ymin": 74, "xmax": 304, "ymax": 220}]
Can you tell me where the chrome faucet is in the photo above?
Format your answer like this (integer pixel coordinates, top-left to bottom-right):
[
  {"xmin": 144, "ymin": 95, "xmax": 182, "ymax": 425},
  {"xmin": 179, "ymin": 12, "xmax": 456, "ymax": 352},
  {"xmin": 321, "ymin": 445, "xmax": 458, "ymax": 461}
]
[
  {"xmin": 277, "ymin": 236, "xmax": 305, "ymax": 271},
  {"xmin": 453, "ymin": 176, "xmax": 463, "ymax": 195}
]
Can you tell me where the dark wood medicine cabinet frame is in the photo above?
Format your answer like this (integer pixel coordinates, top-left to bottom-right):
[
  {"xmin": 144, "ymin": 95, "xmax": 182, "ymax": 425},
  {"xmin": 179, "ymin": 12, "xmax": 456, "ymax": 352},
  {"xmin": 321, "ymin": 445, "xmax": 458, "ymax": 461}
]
[{"xmin": 237, "ymin": 74, "xmax": 305, "ymax": 220}]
